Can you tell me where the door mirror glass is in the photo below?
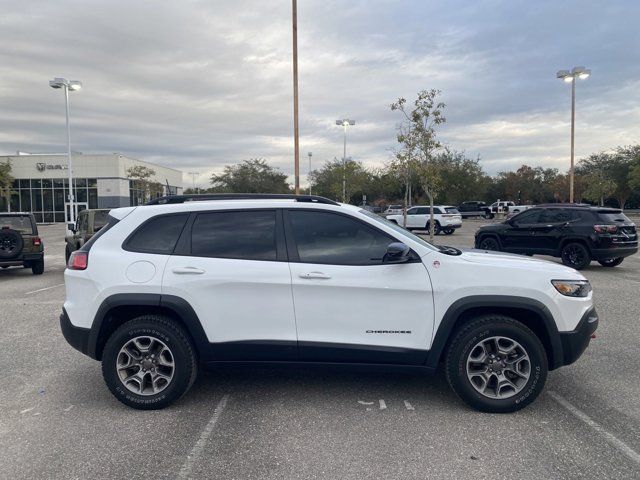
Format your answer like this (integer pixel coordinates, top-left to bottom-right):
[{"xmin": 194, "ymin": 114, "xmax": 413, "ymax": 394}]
[{"xmin": 383, "ymin": 242, "xmax": 411, "ymax": 263}]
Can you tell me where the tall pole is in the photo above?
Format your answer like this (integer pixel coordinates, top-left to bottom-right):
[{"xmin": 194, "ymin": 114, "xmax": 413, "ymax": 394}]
[
  {"xmin": 307, "ymin": 152, "xmax": 312, "ymax": 195},
  {"xmin": 292, "ymin": 0, "xmax": 300, "ymax": 194},
  {"xmin": 64, "ymin": 84, "xmax": 75, "ymax": 227},
  {"xmin": 342, "ymin": 123, "xmax": 347, "ymax": 203},
  {"xmin": 569, "ymin": 77, "xmax": 576, "ymax": 203}
]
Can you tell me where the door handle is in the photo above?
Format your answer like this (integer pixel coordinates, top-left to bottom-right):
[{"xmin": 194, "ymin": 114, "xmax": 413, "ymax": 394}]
[
  {"xmin": 299, "ymin": 271, "xmax": 331, "ymax": 280},
  {"xmin": 172, "ymin": 267, "xmax": 205, "ymax": 274}
]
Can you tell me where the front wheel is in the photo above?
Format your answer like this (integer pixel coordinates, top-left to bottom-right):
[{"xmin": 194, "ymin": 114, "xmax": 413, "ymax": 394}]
[
  {"xmin": 445, "ymin": 315, "xmax": 548, "ymax": 413},
  {"xmin": 560, "ymin": 242, "xmax": 591, "ymax": 270},
  {"xmin": 479, "ymin": 236, "xmax": 500, "ymax": 251},
  {"xmin": 426, "ymin": 221, "xmax": 441, "ymax": 235},
  {"xmin": 102, "ymin": 315, "xmax": 198, "ymax": 410},
  {"xmin": 598, "ymin": 257, "xmax": 624, "ymax": 267},
  {"xmin": 484, "ymin": 211, "xmax": 494, "ymax": 219}
]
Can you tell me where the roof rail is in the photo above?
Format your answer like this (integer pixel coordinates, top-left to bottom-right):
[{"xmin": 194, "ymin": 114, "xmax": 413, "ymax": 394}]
[
  {"xmin": 145, "ymin": 193, "xmax": 340, "ymax": 206},
  {"xmin": 535, "ymin": 203, "xmax": 591, "ymax": 208}
]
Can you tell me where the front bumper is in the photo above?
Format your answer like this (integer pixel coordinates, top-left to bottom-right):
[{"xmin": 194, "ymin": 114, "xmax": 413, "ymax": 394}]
[
  {"xmin": 60, "ymin": 308, "xmax": 90, "ymax": 355},
  {"xmin": 558, "ymin": 307, "xmax": 598, "ymax": 367}
]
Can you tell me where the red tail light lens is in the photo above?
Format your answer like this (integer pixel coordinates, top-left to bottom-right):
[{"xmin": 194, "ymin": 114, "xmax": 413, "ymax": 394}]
[
  {"xmin": 32, "ymin": 236, "xmax": 42, "ymax": 246},
  {"xmin": 67, "ymin": 251, "xmax": 88, "ymax": 270},
  {"xmin": 594, "ymin": 224, "xmax": 618, "ymax": 234}
]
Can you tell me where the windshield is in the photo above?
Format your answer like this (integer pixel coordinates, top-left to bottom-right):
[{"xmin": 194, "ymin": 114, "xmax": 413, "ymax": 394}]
[
  {"xmin": 0, "ymin": 215, "xmax": 34, "ymax": 233},
  {"xmin": 359, "ymin": 209, "xmax": 438, "ymax": 251},
  {"xmin": 94, "ymin": 210, "xmax": 110, "ymax": 228}
]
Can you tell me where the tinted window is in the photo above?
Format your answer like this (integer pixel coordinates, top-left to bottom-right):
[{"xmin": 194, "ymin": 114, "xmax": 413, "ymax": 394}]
[
  {"xmin": 538, "ymin": 208, "xmax": 571, "ymax": 224},
  {"xmin": 94, "ymin": 210, "xmax": 110, "ymax": 229},
  {"xmin": 596, "ymin": 211, "xmax": 631, "ymax": 223},
  {"xmin": 0, "ymin": 215, "xmax": 34, "ymax": 233},
  {"xmin": 125, "ymin": 214, "xmax": 188, "ymax": 254},
  {"xmin": 289, "ymin": 210, "xmax": 393, "ymax": 265},
  {"xmin": 77, "ymin": 213, "xmax": 88, "ymax": 232},
  {"xmin": 511, "ymin": 209, "xmax": 541, "ymax": 224},
  {"xmin": 571, "ymin": 210, "xmax": 594, "ymax": 222},
  {"xmin": 445, "ymin": 208, "xmax": 460, "ymax": 214},
  {"xmin": 191, "ymin": 210, "xmax": 276, "ymax": 261},
  {"xmin": 406, "ymin": 207, "xmax": 419, "ymax": 215}
]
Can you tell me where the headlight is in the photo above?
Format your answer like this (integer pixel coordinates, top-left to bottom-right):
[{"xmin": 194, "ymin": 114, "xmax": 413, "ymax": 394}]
[{"xmin": 551, "ymin": 280, "xmax": 591, "ymax": 297}]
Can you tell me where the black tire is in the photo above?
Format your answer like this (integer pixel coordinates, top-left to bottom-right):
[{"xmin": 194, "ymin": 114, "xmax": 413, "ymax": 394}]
[
  {"xmin": 484, "ymin": 211, "xmax": 494, "ymax": 219},
  {"xmin": 560, "ymin": 242, "xmax": 591, "ymax": 270},
  {"xmin": 598, "ymin": 257, "xmax": 624, "ymax": 267},
  {"xmin": 443, "ymin": 228, "xmax": 454, "ymax": 235},
  {"xmin": 102, "ymin": 315, "xmax": 198, "ymax": 410},
  {"xmin": 479, "ymin": 236, "xmax": 500, "ymax": 251},
  {"xmin": 445, "ymin": 315, "xmax": 548, "ymax": 413},
  {"xmin": 426, "ymin": 221, "xmax": 441, "ymax": 235},
  {"xmin": 65, "ymin": 244, "xmax": 72, "ymax": 263},
  {"xmin": 0, "ymin": 229, "xmax": 24, "ymax": 259},
  {"xmin": 31, "ymin": 259, "xmax": 44, "ymax": 275}
]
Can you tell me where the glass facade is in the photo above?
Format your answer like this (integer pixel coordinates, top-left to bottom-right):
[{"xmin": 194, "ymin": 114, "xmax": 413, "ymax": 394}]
[{"xmin": 2, "ymin": 178, "xmax": 98, "ymax": 223}]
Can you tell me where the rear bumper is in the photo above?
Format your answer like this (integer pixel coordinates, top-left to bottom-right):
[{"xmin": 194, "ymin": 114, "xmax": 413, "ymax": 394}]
[
  {"xmin": 591, "ymin": 246, "xmax": 638, "ymax": 260},
  {"xmin": 558, "ymin": 307, "xmax": 598, "ymax": 367},
  {"xmin": 0, "ymin": 251, "xmax": 43, "ymax": 266},
  {"xmin": 60, "ymin": 308, "xmax": 90, "ymax": 355}
]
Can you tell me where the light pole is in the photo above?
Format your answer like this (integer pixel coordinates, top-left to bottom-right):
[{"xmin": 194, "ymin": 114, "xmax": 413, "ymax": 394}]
[
  {"xmin": 307, "ymin": 152, "xmax": 312, "ymax": 195},
  {"xmin": 336, "ymin": 119, "xmax": 355, "ymax": 203},
  {"xmin": 556, "ymin": 66, "xmax": 590, "ymax": 203},
  {"xmin": 49, "ymin": 77, "xmax": 82, "ymax": 229},
  {"xmin": 188, "ymin": 171, "xmax": 199, "ymax": 194},
  {"xmin": 292, "ymin": 0, "xmax": 300, "ymax": 194}
]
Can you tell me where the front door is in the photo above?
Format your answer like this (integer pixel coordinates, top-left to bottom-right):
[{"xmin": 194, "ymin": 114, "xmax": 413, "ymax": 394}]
[
  {"xmin": 501, "ymin": 208, "xmax": 542, "ymax": 251},
  {"xmin": 162, "ymin": 209, "xmax": 298, "ymax": 360},
  {"xmin": 285, "ymin": 209, "xmax": 434, "ymax": 365}
]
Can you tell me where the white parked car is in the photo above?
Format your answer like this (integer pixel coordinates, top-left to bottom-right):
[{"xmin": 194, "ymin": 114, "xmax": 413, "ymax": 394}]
[
  {"xmin": 385, "ymin": 205, "xmax": 462, "ymax": 235},
  {"xmin": 383, "ymin": 204, "xmax": 404, "ymax": 216},
  {"xmin": 61, "ymin": 194, "xmax": 597, "ymax": 413}
]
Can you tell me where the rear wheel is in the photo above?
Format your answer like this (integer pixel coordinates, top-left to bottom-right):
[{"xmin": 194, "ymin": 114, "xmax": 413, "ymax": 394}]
[
  {"xmin": 560, "ymin": 242, "xmax": 591, "ymax": 270},
  {"xmin": 479, "ymin": 236, "xmax": 500, "ymax": 251},
  {"xmin": 102, "ymin": 315, "xmax": 197, "ymax": 410},
  {"xmin": 443, "ymin": 228, "xmax": 454, "ymax": 235},
  {"xmin": 31, "ymin": 259, "xmax": 44, "ymax": 275},
  {"xmin": 445, "ymin": 315, "xmax": 548, "ymax": 413},
  {"xmin": 598, "ymin": 257, "xmax": 624, "ymax": 267},
  {"xmin": 484, "ymin": 211, "xmax": 494, "ymax": 219},
  {"xmin": 426, "ymin": 221, "xmax": 441, "ymax": 235}
]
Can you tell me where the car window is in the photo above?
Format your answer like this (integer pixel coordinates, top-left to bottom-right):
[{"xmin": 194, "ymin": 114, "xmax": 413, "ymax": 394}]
[
  {"xmin": 570, "ymin": 210, "xmax": 594, "ymax": 222},
  {"xmin": 445, "ymin": 208, "xmax": 460, "ymax": 214},
  {"xmin": 289, "ymin": 210, "xmax": 394, "ymax": 265},
  {"xmin": 596, "ymin": 211, "xmax": 631, "ymax": 223},
  {"xmin": 191, "ymin": 210, "xmax": 277, "ymax": 261},
  {"xmin": 124, "ymin": 213, "xmax": 189, "ymax": 254},
  {"xmin": 538, "ymin": 209, "xmax": 571, "ymax": 224},
  {"xmin": 77, "ymin": 213, "xmax": 88, "ymax": 232},
  {"xmin": 407, "ymin": 207, "xmax": 418, "ymax": 215},
  {"xmin": 0, "ymin": 215, "xmax": 34, "ymax": 233},
  {"xmin": 511, "ymin": 209, "xmax": 541, "ymax": 225},
  {"xmin": 359, "ymin": 209, "xmax": 438, "ymax": 252},
  {"xmin": 93, "ymin": 210, "xmax": 110, "ymax": 229}
]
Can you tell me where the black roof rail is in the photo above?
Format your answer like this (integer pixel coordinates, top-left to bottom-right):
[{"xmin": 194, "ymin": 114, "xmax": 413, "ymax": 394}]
[
  {"xmin": 145, "ymin": 193, "xmax": 340, "ymax": 206},
  {"xmin": 535, "ymin": 203, "xmax": 591, "ymax": 208}
]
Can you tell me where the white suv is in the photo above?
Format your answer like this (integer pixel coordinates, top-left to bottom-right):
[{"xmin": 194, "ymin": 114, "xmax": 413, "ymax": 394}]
[
  {"xmin": 386, "ymin": 205, "xmax": 462, "ymax": 235},
  {"xmin": 61, "ymin": 194, "xmax": 598, "ymax": 413}
]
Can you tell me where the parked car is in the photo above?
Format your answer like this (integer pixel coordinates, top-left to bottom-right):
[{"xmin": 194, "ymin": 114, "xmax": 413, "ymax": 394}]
[
  {"xmin": 474, "ymin": 204, "xmax": 638, "ymax": 269},
  {"xmin": 0, "ymin": 212, "xmax": 44, "ymax": 274},
  {"xmin": 386, "ymin": 205, "xmax": 462, "ymax": 235},
  {"xmin": 61, "ymin": 193, "xmax": 597, "ymax": 413},
  {"xmin": 457, "ymin": 201, "xmax": 494, "ymax": 219},
  {"xmin": 489, "ymin": 201, "xmax": 534, "ymax": 214},
  {"xmin": 65, "ymin": 209, "xmax": 110, "ymax": 262},
  {"xmin": 383, "ymin": 204, "xmax": 404, "ymax": 216}
]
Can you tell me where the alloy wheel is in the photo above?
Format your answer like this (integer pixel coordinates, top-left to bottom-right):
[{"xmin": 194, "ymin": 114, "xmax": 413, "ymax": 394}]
[{"xmin": 116, "ymin": 336, "xmax": 175, "ymax": 396}]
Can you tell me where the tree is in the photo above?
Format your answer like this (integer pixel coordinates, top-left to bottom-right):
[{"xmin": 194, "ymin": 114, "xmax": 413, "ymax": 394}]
[
  {"xmin": 582, "ymin": 171, "xmax": 616, "ymax": 206},
  {"xmin": 391, "ymin": 89, "xmax": 446, "ymax": 238},
  {"xmin": 127, "ymin": 165, "xmax": 164, "ymax": 204},
  {"xmin": 209, "ymin": 158, "xmax": 290, "ymax": 194},
  {"xmin": 0, "ymin": 159, "xmax": 14, "ymax": 212},
  {"xmin": 309, "ymin": 158, "xmax": 374, "ymax": 203}
]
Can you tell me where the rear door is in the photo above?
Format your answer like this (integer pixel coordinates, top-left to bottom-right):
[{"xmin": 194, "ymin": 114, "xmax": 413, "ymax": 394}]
[
  {"xmin": 162, "ymin": 209, "xmax": 298, "ymax": 360},
  {"xmin": 535, "ymin": 208, "xmax": 572, "ymax": 252},
  {"xmin": 285, "ymin": 209, "xmax": 434, "ymax": 364}
]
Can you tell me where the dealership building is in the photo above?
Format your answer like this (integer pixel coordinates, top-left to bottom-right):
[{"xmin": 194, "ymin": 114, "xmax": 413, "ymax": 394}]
[{"xmin": 0, "ymin": 152, "xmax": 183, "ymax": 223}]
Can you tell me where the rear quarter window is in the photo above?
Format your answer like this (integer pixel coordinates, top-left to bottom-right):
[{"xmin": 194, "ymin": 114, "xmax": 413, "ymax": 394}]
[{"xmin": 123, "ymin": 213, "xmax": 189, "ymax": 254}]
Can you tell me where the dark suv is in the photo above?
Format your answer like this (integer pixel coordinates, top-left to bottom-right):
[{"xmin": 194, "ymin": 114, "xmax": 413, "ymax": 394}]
[
  {"xmin": 457, "ymin": 201, "xmax": 494, "ymax": 219},
  {"xmin": 65, "ymin": 209, "xmax": 110, "ymax": 262},
  {"xmin": 0, "ymin": 213, "xmax": 44, "ymax": 274},
  {"xmin": 474, "ymin": 204, "xmax": 638, "ymax": 269}
]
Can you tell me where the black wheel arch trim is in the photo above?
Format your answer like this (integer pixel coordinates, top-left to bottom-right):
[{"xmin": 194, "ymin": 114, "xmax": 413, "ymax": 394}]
[
  {"xmin": 86, "ymin": 293, "xmax": 212, "ymax": 362},
  {"xmin": 425, "ymin": 295, "xmax": 564, "ymax": 370}
]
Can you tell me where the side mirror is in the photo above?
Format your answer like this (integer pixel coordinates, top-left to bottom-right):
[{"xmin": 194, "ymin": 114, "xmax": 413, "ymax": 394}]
[{"xmin": 383, "ymin": 242, "xmax": 411, "ymax": 264}]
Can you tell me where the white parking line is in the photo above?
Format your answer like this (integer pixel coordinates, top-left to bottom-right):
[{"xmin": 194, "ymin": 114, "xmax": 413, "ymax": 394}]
[
  {"xmin": 24, "ymin": 283, "xmax": 65, "ymax": 295},
  {"xmin": 177, "ymin": 395, "xmax": 230, "ymax": 479},
  {"xmin": 549, "ymin": 391, "xmax": 640, "ymax": 466}
]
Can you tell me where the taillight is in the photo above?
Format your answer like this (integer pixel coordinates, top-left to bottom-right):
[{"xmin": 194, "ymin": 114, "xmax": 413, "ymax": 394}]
[
  {"xmin": 32, "ymin": 236, "xmax": 41, "ymax": 246},
  {"xmin": 594, "ymin": 224, "xmax": 618, "ymax": 234},
  {"xmin": 67, "ymin": 251, "xmax": 88, "ymax": 270}
]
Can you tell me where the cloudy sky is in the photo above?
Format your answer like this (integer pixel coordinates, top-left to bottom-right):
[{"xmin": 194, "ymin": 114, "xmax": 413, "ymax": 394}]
[{"xmin": 1, "ymin": 0, "xmax": 639, "ymax": 187}]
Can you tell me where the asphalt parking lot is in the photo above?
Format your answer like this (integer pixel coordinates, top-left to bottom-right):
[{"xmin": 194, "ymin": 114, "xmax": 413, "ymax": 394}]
[{"xmin": 1, "ymin": 218, "xmax": 639, "ymax": 479}]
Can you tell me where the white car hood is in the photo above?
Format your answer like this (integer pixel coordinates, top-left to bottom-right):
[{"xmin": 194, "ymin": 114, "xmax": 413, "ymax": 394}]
[{"xmin": 459, "ymin": 248, "xmax": 583, "ymax": 277}]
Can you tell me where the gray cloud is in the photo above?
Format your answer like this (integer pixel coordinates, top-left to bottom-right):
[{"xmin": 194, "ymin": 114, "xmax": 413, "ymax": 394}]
[{"xmin": 1, "ymin": 0, "xmax": 638, "ymax": 187}]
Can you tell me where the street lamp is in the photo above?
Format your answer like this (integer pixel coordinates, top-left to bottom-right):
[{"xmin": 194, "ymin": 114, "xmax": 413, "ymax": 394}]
[
  {"xmin": 188, "ymin": 171, "xmax": 200, "ymax": 194},
  {"xmin": 49, "ymin": 77, "xmax": 82, "ymax": 229},
  {"xmin": 336, "ymin": 119, "xmax": 355, "ymax": 203},
  {"xmin": 307, "ymin": 152, "xmax": 312, "ymax": 195},
  {"xmin": 556, "ymin": 66, "xmax": 590, "ymax": 203}
]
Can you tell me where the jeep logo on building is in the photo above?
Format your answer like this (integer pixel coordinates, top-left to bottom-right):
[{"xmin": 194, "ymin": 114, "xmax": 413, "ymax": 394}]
[{"xmin": 36, "ymin": 163, "xmax": 68, "ymax": 171}]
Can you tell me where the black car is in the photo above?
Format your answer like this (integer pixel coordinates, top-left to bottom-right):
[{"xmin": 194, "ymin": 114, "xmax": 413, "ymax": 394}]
[
  {"xmin": 457, "ymin": 201, "xmax": 494, "ymax": 219},
  {"xmin": 474, "ymin": 204, "xmax": 638, "ymax": 269}
]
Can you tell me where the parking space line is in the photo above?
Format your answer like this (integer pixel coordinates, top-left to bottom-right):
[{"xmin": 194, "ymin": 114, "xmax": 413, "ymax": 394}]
[
  {"xmin": 24, "ymin": 283, "xmax": 65, "ymax": 295},
  {"xmin": 177, "ymin": 395, "xmax": 230, "ymax": 479},
  {"xmin": 549, "ymin": 391, "xmax": 640, "ymax": 466}
]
